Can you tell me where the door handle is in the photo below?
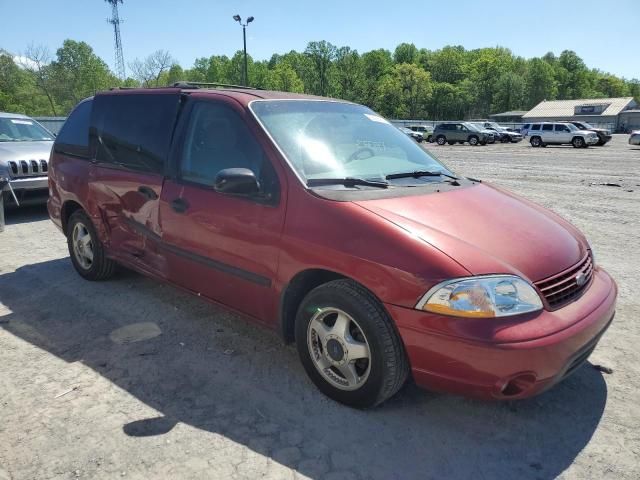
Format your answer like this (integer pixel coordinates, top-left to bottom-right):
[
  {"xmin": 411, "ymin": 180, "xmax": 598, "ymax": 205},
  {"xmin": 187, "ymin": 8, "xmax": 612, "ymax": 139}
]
[
  {"xmin": 138, "ymin": 185, "xmax": 158, "ymax": 200},
  {"xmin": 170, "ymin": 198, "xmax": 189, "ymax": 213}
]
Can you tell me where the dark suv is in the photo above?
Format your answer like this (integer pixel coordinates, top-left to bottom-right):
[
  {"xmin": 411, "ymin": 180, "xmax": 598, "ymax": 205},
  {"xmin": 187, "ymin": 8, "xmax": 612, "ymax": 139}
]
[
  {"xmin": 432, "ymin": 122, "xmax": 494, "ymax": 145},
  {"xmin": 48, "ymin": 85, "xmax": 616, "ymax": 407},
  {"xmin": 568, "ymin": 121, "xmax": 612, "ymax": 146}
]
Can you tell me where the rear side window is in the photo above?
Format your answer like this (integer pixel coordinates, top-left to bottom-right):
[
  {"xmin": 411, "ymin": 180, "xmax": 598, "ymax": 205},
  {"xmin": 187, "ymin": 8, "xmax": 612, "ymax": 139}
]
[
  {"xmin": 531, "ymin": 124, "xmax": 541, "ymax": 131},
  {"xmin": 55, "ymin": 99, "xmax": 92, "ymax": 158},
  {"xmin": 542, "ymin": 124, "xmax": 553, "ymax": 131},
  {"xmin": 90, "ymin": 93, "xmax": 180, "ymax": 173}
]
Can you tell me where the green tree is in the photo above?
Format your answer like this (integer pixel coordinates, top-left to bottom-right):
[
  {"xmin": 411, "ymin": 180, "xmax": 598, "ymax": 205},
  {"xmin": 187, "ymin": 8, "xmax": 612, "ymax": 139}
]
[
  {"xmin": 360, "ymin": 49, "xmax": 393, "ymax": 107},
  {"xmin": 393, "ymin": 43, "xmax": 418, "ymax": 64},
  {"xmin": 525, "ymin": 58, "xmax": 557, "ymax": 107},
  {"xmin": 376, "ymin": 63, "xmax": 432, "ymax": 118},
  {"xmin": 333, "ymin": 47, "xmax": 363, "ymax": 101},
  {"xmin": 304, "ymin": 41, "xmax": 337, "ymax": 96},
  {"xmin": 266, "ymin": 62, "xmax": 304, "ymax": 92},
  {"xmin": 492, "ymin": 72, "xmax": 526, "ymax": 113},
  {"xmin": 50, "ymin": 40, "xmax": 117, "ymax": 112},
  {"xmin": 426, "ymin": 46, "xmax": 465, "ymax": 84}
]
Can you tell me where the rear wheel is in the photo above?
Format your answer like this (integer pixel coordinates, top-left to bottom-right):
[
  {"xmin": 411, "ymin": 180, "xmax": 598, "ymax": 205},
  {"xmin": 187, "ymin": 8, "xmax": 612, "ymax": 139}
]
[
  {"xmin": 468, "ymin": 135, "xmax": 479, "ymax": 146},
  {"xmin": 530, "ymin": 136, "xmax": 542, "ymax": 147},
  {"xmin": 295, "ymin": 279, "xmax": 409, "ymax": 408},
  {"xmin": 67, "ymin": 210, "xmax": 116, "ymax": 281},
  {"xmin": 436, "ymin": 135, "xmax": 446, "ymax": 145},
  {"xmin": 572, "ymin": 136, "xmax": 585, "ymax": 148}
]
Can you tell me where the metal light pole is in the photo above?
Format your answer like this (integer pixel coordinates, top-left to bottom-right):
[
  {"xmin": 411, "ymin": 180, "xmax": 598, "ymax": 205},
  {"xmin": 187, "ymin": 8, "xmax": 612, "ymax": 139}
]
[{"xmin": 233, "ymin": 14, "xmax": 254, "ymax": 86}]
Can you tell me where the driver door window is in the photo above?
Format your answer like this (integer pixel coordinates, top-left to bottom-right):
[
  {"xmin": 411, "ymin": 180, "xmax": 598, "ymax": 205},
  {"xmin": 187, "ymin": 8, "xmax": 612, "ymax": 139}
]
[{"xmin": 180, "ymin": 102, "xmax": 267, "ymax": 187}]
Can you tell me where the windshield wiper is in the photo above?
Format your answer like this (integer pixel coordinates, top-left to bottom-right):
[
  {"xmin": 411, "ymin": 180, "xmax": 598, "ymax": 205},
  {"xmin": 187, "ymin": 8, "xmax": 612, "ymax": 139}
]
[
  {"xmin": 386, "ymin": 170, "xmax": 459, "ymax": 181},
  {"xmin": 307, "ymin": 177, "xmax": 389, "ymax": 189}
]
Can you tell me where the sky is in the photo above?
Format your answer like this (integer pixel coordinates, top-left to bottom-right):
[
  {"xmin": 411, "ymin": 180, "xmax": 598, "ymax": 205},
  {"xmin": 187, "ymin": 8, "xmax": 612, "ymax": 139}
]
[{"xmin": 1, "ymin": 0, "xmax": 639, "ymax": 79}]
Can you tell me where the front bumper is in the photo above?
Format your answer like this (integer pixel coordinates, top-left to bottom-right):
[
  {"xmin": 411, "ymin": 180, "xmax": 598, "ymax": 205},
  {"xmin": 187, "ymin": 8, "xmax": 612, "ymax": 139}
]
[
  {"xmin": 2, "ymin": 176, "xmax": 49, "ymax": 207},
  {"xmin": 388, "ymin": 267, "xmax": 617, "ymax": 399}
]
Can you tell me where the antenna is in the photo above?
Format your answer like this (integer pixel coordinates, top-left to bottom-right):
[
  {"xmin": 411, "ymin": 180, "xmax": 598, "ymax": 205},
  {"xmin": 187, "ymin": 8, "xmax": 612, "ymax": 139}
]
[{"xmin": 106, "ymin": 0, "xmax": 126, "ymax": 79}]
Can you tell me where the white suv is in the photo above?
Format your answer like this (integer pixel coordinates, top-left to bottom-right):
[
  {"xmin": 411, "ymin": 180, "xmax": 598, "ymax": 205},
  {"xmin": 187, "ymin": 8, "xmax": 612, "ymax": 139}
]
[{"xmin": 527, "ymin": 122, "xmax": 599, "ymax": 148}]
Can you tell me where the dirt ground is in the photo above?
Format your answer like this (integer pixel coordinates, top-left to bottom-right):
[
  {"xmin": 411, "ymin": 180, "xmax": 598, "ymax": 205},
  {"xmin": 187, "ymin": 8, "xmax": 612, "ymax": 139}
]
[{"xmin": 1, "ymin": 135, "xmax": 639, "ymax": 480}]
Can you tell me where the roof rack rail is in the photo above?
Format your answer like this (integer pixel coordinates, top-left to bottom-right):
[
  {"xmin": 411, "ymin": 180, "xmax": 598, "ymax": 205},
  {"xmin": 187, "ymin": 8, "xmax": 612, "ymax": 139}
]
[{"xmin": 172, "ymin": 81, "xmax": 259, "ymax": 90}]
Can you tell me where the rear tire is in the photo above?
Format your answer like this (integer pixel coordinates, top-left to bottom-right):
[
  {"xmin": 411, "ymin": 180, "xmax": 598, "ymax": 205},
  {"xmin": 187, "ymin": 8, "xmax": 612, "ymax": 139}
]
[
  {"xmin": 295, "ymin": 279, "xmax": 409, "ymax": 408},
  {"xmin": 67, "ymin": 210, "xmax": 116, "ymax": 281},
  {"xmin": 436, "ymin": 135, "xmax": 446, "ymax": 145}
]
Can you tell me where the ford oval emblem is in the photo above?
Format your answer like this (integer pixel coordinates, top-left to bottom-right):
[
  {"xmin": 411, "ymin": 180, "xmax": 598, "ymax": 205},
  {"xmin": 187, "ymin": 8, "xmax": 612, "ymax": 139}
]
[{"xmin": 575, "ymin": 272, "xmax": 587, "ymax": 287}]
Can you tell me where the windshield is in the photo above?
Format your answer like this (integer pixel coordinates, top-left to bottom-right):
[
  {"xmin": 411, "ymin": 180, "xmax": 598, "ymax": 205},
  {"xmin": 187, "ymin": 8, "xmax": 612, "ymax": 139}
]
[
  {"xmin": 464, "ymin": 122, "xmax": 483, "ymax": 132},
  {"xmin": 580, "ymin": 122, "xmax": 594, "ymax": 129},
  {"xmin": 565, "ymin": 123, "xmax": 579, "ymax": 132},
  {"xmin": 0, "ymin": 117, "xmax": 53, "ymax": 142},
  {"xmin": 251, "ymin": 100, "xmax": 452, "ymax": 184}
]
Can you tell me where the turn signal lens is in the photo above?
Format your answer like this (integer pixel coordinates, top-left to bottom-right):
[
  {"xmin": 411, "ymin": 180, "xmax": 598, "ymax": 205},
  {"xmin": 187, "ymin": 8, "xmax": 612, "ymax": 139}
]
[{"xmin": 417, "ymin": 275, "xmax": 543, "ymax": 318}]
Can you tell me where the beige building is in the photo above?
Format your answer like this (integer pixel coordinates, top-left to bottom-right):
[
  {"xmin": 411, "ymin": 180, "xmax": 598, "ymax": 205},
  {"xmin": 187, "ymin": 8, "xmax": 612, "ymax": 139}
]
[{"xmin": 522, "ymin": 97, "xmax": 638, "ymax": 132}]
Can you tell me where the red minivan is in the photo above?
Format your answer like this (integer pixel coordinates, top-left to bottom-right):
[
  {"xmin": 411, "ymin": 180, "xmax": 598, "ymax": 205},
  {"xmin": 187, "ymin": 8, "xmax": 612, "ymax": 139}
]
[{"xmin": 48, "ymin": 85, "xmax": 617, "ymax": 407}]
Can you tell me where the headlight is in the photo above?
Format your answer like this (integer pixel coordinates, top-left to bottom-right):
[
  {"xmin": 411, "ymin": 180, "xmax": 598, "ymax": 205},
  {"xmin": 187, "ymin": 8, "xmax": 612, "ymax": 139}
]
[{"xmin": 416, "ymin": 275, "xmax": 543, "ymax": 318}]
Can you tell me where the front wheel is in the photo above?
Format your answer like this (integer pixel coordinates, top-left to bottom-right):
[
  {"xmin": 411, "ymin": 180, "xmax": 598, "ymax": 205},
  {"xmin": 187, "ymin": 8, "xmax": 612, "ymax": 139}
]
[
  {"xmin": 468, "ymin": 135, "xmax": 479, "ymax": 146},
  {"xmin": 436, "ymin": 135, "xmax": 446, "ymax": 145},
  {"xmin": 530, "ymin": 136, "xmax": 542, "ymax": 147},
  {"xmin": 295, "ymin": 279, "xmax": 409, "ymax": 408},
  {"xmin": 67, "ymin": 210, "xmax": 116, "ymax": 281},
  {"xmin": 572, "ymin": 136, "xmax": 585, "ymax": 148}
]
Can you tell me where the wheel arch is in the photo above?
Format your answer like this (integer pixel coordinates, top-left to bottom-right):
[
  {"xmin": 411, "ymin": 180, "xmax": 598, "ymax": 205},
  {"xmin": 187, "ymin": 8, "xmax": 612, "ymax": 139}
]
[
  {"xmin": 279, "ymin": 268, "xmax": 352, "ymax": 344},
  {"xmin": 60, "ymin": 200, "xmax": 85, "ymax": 236}
]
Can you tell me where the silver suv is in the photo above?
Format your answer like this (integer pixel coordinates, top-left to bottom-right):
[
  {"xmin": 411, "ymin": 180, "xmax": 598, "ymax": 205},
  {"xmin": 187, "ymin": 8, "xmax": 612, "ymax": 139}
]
[
  {"xmin": 0, "ymin": 112, "xmax": 54, "ymax": 212},
  {"xmin": 526, "ymin": 122, "xmax": 599, "ymax": 148}
]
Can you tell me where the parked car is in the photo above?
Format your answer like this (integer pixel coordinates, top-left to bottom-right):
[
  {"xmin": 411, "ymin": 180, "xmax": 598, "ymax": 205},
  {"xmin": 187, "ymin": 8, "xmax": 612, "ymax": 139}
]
[
  {"xmin": 48, "ymin": 86, "xmax": 617, "ymax": 408},
  {"xmin": 527, "ymin": 122, "xmax": 599, "ymax": 148},
  {"xmin": 432, "ymin": 122, "xmax": 495, "ymax": 146},
  {"xmin": 1, "ymin": 112, "xmax": 54, "ymax": 213},
  {"xmin": 407, "ymin": 125, "xmax": 434, "ymax": 142},
  {"xmin": 630, "ymin": 130, "xmax": 640, "ymax": 146},
  {"xmin": 399, "ymin": 126, "xmax": 423, "ymax": 143},
  {"xmin": 568, "ymin": 121, "xmax": 612, "ymax": 146},
  {"xmin": 472, "ymin": 122, "xmax": 523, "ymax": 143}
]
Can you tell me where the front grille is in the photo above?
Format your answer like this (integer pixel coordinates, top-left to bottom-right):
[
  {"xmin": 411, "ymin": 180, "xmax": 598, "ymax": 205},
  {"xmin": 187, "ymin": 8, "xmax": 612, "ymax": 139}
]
[
  {"xmin": 6, "ymin": 159, "xmax": 48, "ymax": 178},
  {"xmin": 535, "ymin": 254, "xmax": 593, "ymax": 309}
]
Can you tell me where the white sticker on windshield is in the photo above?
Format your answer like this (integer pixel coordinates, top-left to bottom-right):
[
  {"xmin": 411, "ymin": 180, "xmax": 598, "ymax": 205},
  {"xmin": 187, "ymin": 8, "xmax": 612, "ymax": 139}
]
[
  {"xmin": 10, "ymin": 119, "xmax": 33, "ymax": 125},
  {"xmin": 364, "ymin": 114, "xmax": 390, "ymax": 125}
]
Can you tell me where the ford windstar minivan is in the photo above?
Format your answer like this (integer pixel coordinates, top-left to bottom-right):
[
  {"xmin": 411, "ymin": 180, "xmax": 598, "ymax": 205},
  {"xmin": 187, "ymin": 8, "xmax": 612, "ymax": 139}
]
[{"xmin": 48, "ymin": 85, "xmax": 617, "ymax": 407}]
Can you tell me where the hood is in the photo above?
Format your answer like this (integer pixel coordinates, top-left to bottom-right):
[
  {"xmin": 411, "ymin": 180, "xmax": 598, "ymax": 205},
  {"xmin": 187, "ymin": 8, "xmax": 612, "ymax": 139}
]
[
  {"xmin": 0, "ymin": 141, "xmax": 53, "ymax": 164},
  {"xmin": 356, "ymin": 183, "xmax": 587, "ymax": 282}
]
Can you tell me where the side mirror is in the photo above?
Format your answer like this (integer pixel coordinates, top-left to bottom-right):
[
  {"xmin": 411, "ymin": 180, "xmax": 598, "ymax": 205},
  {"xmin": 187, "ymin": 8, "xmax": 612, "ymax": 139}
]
[{"xmin": 214, "ymin": 168, "xmax": 260, "ymax": 195}]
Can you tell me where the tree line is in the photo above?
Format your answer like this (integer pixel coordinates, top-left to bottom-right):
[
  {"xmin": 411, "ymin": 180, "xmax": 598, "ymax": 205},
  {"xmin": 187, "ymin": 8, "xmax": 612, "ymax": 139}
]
[{"xmin": 1, "ymin": 39, "xmax": 638, "ymax": 120}]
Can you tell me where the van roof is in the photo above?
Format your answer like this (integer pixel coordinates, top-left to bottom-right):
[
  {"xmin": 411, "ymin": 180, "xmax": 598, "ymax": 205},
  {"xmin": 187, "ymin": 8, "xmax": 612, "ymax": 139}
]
[{"xmin": 97, "ymin": 84, "xmax": 347, "ymax": 106}]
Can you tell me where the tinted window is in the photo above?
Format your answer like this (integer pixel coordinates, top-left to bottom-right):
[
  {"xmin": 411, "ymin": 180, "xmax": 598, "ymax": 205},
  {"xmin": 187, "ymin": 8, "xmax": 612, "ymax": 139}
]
[
  {"xmin": 55, "ymin": 99, "xmax": 92, "ymax": 157},
  {"xmin": 542, "ymin": 124, "xmax": 553, "ymax": 131},
  {"xmin": 180, "ymin": 102, "xmax": 278, "ymax": 200},
  {"xmin": 91, "ymin": 93, "xmax": 179, "ymax": 173},
  {"xmin": 555, "ymin": 124, "xmax": 569, "ymax": 132}
]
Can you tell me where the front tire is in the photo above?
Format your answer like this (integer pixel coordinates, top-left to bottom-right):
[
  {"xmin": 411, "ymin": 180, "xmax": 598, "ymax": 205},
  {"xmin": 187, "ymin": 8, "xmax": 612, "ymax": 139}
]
[
  {"xmin": 295, "ymin": 279, "xmax": 409, "ymax": 408},
  {"xmin": 67, "ymin": 210, "xmax": 116, "ymax": 281},
  {"xmin": 572, "ymin": 136, "xmax": 585, "ymax": 148},
  {"xmin": 436, "ymin": 135, "xmax": 446, "ymax": 145},
  {"xmin": 468, "ymin": 135, "xmax": 479, "ymax": 146},
  {"xmin": 530, "ymin": 136, "xmax": 542, "ymax": 147}
]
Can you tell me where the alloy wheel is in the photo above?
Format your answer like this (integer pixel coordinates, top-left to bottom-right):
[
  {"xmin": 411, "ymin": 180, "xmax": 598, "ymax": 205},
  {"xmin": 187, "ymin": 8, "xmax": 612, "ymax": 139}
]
[
  {"xmin": 72, "ymin": 222, "xmax": 94, "ymax": 270},
  {"xmin": 307, "ymin": 307, "xmax": 371, "ymax": 391}
]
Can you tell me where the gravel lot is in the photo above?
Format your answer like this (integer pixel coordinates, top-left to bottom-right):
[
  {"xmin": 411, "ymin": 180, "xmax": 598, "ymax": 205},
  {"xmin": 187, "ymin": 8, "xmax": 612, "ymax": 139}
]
[{"xmin": 1, "ymin": 135, "xmax": 638, "ymax": 480}]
